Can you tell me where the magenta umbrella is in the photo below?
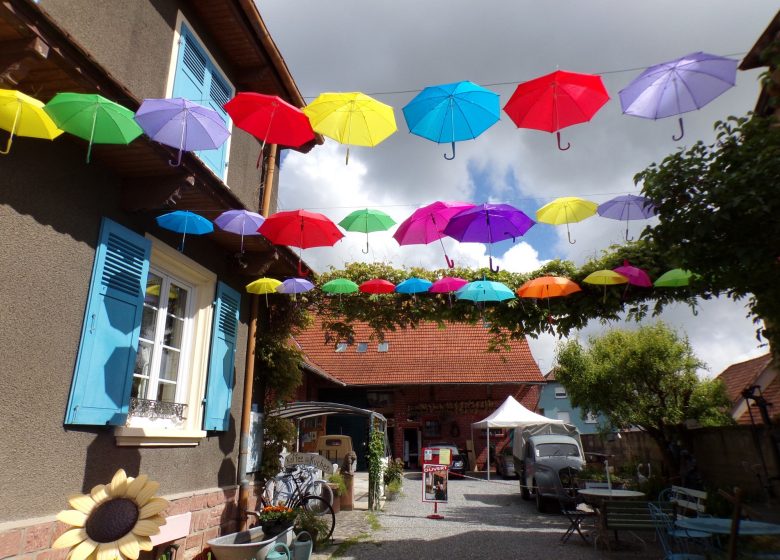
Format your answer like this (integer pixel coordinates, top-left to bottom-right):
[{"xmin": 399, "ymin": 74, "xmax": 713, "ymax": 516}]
[
  {"xmin": 429, "ymin": 276, "xmax": 468, "ymax": 306},
  {"xmin": 613, "ymin": 260, "xmax": 652, "ymax": 288},
  {"xmin": 393, "ymin": 201, "xmax": 474, "ymax": 268}
]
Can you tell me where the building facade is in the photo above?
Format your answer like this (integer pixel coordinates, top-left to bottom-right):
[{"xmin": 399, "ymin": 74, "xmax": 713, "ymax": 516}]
[{"xmin": 536, "ymin": 370, "xmax": 604, "ymax": 435}]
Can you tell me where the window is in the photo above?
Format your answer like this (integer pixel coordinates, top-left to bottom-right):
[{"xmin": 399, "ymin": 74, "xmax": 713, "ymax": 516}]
[
  {"xmin": 556, "ymin": 411, "xmax": 571, "ymax": 423},
  {"xmin": 357, "ymin": 342, "xmax": 368, "ymax": 353},
  {"xmin": 554, "ymin": 386, "xmax": 567, "ymax": 399},
  {"xmin": 65, "ymin": 219, "xmax": 240, "ymax": 446},
  {"xmin": 168, "ymin": 19, "xmax": 233, "ymax": 180},
  {"xmin": 377, "ymin": 342, "xmax": 389, "ymax": 352},
  {"xmin": 584, "ymin": 412, "xmax": 599, "ymax": 424},
  {"xmin": 335, "ymin": 342, "xmax": 348, "ymax": 352}
]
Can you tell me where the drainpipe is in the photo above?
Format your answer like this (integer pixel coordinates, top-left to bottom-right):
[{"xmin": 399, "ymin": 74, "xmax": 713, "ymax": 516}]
[
  {"xmin": 237, "ymin": 294, "xmax": 259, "ymax": 530},
  {"xmin": 261, "ymin": 144, "xmax": 277, "ymax": 217}
]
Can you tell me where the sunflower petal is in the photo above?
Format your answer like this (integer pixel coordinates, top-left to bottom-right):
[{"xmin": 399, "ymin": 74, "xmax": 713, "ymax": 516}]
[
  {"xmin": 134, "ymin": 480, "xmax": 160, "ymax": 506},
  {"xmin": 139, "ymin": 497, "xmax": 168, "ymax": 519},
  {"xmin": 132, "ymin": 519, "xmax": 163, "ymax": 537},
  {"xmin": 52, "ymin": 528, "xmax": 87, "ymax": 548},
  {"xmin": 67, "ymin": 493, "xmax": 97, "ymax": 515},
  {"xmin": 125, "ymin": 474, "xmax": 148, "ymax": 500},
  {"xmin": 68, "ymin": 538, "xmax": 97, "ymax": 560},
  {"xmin": 118, "ymin": 533, "xmax": 141, "ymax": 560},
  {"xmin": 138, "ymin": 537, "xmax": 154, "ymax": 551},
  {"xmin": 96, "ymin": 542, "xmax": 121, "ymax": 560},
  {"xmin": 108, "ymin": 469, "xmax": 128, "ymax": 497},
  {"xmin": 90, "ymin": 484, "xmax": 109, "ymax": 505},
  {"xmin": 57, "ymin": 509, "xmax": 88, "ymax": 527}
]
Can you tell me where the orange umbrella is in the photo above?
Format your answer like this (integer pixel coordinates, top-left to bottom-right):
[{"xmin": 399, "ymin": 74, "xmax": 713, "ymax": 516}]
[{"xmin": 517, "ymin": 276, "xmax": 581, "ymax": 299}]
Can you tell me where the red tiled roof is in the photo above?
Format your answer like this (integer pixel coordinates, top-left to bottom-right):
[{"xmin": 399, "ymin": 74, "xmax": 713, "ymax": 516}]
[
  {"xmin": 736, "ymin": 365, "xmax": 779, "ymax": 425},
  {"xmin": 716, "ymin": 353, "xmax": 773, "ymax": 402},
  {"xmin": 293, "ymin": 319, "xmax": 544, "ymax": 386}
]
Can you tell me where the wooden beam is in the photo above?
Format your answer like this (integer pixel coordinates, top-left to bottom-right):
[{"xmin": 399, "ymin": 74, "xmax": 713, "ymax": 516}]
[
  {"xmin": 121, "ymin": 175, "xmax": 195, "ymax": 212},
  {"xmin": 0, "ymin": 36, "xmax": 49, "ymax": 86},
  {"xmin": 230, "ymin": 250, "xmax": 278, "ymax": 276}
]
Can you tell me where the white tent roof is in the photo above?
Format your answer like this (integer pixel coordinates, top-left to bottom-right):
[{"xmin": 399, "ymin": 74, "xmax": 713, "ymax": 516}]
[{"xmin": 471, "ymin": 395, "xmax": 564, "ymax": 429}]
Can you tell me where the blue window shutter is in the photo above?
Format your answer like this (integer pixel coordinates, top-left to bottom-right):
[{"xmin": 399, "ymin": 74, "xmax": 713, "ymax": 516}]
[
  {"xmin": 203, "ymin": 281, "xmax": 241, "ymax": 431},
  {"xmin": 65, "ymin": 218, "xmax": 151, "ymax": 426}
]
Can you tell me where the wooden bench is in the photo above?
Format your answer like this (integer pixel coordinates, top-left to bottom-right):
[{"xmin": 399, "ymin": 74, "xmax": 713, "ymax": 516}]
[{"xmin": 602, "ymin": 500, "xmax": 675, "ymax": 549}]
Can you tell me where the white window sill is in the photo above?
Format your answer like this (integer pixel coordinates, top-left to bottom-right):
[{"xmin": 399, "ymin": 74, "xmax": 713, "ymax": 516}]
[{"xmin": 114, "ymin": 426, "xmax": 207, "ymax": 447}]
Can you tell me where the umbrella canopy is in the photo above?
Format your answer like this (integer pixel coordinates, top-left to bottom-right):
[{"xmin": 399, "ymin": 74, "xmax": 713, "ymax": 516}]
[
  {"xmin": 44, "ymin": 93, "xmax": 142, "ymax": 162},
  {"xmin": 456, "ymin": 280, "xmax": 515, "ymax": 302},
  {"xmin": 536, "ymin": 197, "xmax": 597, "ymax": 244},
  {"xmin": 613, "ymin": 260, "xmax": 652, "ymax": 288},
  {"xmin": 402, "ymin": 80, "xmax": 500, "ymax": 160},
  {"xmin": 134, "ymin": 98, "xmax": 230, "ymax": 167},
  {"xmin": 597, "ymin": 194, "xmax": 658, "ymax": 241},
  {"xmin": 444, "ymin": 203, "xmax": 535, "ymax": 272},
  {"xmin": 503, "ymin": 70, "xmax": 610, "ymax": 150},
  {"xmin": 156, "ymin": 210, "xmax": 214, "ymax": 251},
  {"xmin": 517, "ymin": 276, "xmax": 581, "ymax": 298},
  {"xmin": 654, "ymin": 268, "xmax": 694, "ymax": 287},
  {"xmin": 303, "ymin": 92, "xmax": 397, "ymax": 164},
  {"xmin": 214, "ymin": 209, "xmax": 265, "ymax": 253},
  {"xmin": 393, "ymin": 201, "xmax": 475, "ymax": 268},
  {"xmin": 277, "ymin": 278, "xmax": 315, "ymax": 295},
  {"xmin": 429, "ymin": 277, "xmax": 468, "ymax": 293},
  {"xmin": 0, "ymin": 89, "xmax": 63, "ymax": 154},
  {"xmin": 359, "ymin": 278, "xmax": 396, "ymax": 294},
  {"xmin": 246, "ymin": 277, "xmax": 282, "ymax": 294},
  {"xmin": 338, "ymin": 208, "xmax": 396, "ymax": 253},
  {"xmin": 583, "ymin": 269, "xmax": 629, "ymax": 302},
  {"xmin": 619, "ymin": 52, "xmax": 738, "ymax": 140},
  {"xmin": 395, "ymin": 277, "xmax": 433, "ymax": 294},
  {"xmin": 321, "ymin": 278, "xmax": 359, "ymax": 294}
]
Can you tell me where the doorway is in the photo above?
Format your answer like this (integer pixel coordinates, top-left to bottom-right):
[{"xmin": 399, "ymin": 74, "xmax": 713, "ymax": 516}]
[{"xmin": 403, "ymin": 428, "xmax": 420, "ymax": 469}]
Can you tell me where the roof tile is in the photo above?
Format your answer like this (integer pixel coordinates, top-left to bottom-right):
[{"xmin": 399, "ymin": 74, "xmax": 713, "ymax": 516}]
[{"xmin": 716, "ymin": 353, "xmax": 773, "ymax": 402}]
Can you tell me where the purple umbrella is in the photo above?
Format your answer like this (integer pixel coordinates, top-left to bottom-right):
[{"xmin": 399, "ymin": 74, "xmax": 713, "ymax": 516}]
[
  {"xmin": 443, "ymin": 203, "xmax": 535, "ymax": 272},
  {"xmin": 619, "ymin": 52, "xmax": 738, "ymax": 140},
  {"xmin": 134, "ymin": 98, "xmax": 231, "ymax": 166},
  {"xmin": 597, "ymin": 194, "xmax": 657, "ymax": 241},
  {"xmin": 214, "ymin": 209, "xmax": 265, "ymax": 253},
  {"xmin": 393, "ymin": 201, "xmax": 474, "ymax": 268},
  {"xmin": 276, "ymin": 278, "xmax": 315, "ymax": 300},
  {"xmin": 613, "ymin": 260, "xmax": 652, "ymax": 288}
]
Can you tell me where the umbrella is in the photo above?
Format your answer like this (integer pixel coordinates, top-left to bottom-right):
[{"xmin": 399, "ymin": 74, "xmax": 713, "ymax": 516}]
[
  {"xmin": 0, "ymin": 89, "xmax": 63, "ymax": 154},
  {"xmin": 213, "ymin": 209, "xmax": 265, "ymax": 254},
  {"xmin": 654, "ymin": 268, "xmax": 694, "ymax": 288},
  {"xmin": 393, "ymin": 201, "xmax": 475, "ymax": 268},
  {"xmin": 321, "ymin": 278, "xmax": 359, "ymax": 294},
  {"xmin": 395, "ymin": 277, "xmax": 433, "ymax": 294},
  {"xmin": 44, "ymin": 93, "xmax": 142, "ymax": 162},
  {"xmin": 583, "ymin": 269, "xmax": 629, "ymax": 302},
  {"xmin": 303, "ymin": 92, "xmax": 397, "ymax": 164},
  {"xmin": 402, "ymin": 80, "xmax": 500, "ymax": 160},
  {"xmin": 503, "ymin": 70, "xmax": 610, "ymax": 150},
  {"xmin": 429, "ymin": 277, "xmax": 468, "ymax": 293},
  {"xmin": 277, "ymin": 278, "xmax": 315, "ymax": 301},
  {"xmin": 134, "ymin": 98, "xmax": 230, "ymax": 166},
  {"xmin": 613, "ymin": 260, "xmax": 652, "ymax": 288},
  {"xmin": 156, "ymin": 210, "xmax": 213, "ymax": 251},
  {"xmin": 619, "ymin": 52, "xmax": 738, "ymax": 140},
  {"xmin": 224, "ymin": 93, "xmax": 315, "ymax": 167},
  {"xmin": 536, "ymin": 197, "xmax": 597, "ymax": 244},
  {"xmin": 597, "ymin": 195, "xmax": 657, "ymax": 241},
  {"xmin": 246, "ymin": 277, "xmax": 282, "ymax": 306},
  {"xmin": 258, "ymin": 209, "xmax": 344, "ymax": 276},
  {"xmin": 456, "ymin": 280, "xmax": 515, "ymax": 302},
  {"xmin": 338, "ymin": 208, "xmax": 396, "ymax": 254},
  {"xmin": 517, "ymin": 276, "xmax": 581, "ymax": 299},
  {"xmin": 359, "ymin": 278, "xmax": 396, "ymax": 294},
  {"xmin": 444, "ymin": 203, "xmax": 535, "ymax": 272}
]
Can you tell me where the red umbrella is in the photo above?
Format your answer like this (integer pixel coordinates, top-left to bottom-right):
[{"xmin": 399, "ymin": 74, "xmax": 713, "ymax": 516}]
[
  {"xmin": 359, "ymin": 279, "xmax": 396, "ymax": 294},
  {"xmin": 503, "ymin": 70, "xmax": 610, "ymax": 150},
  {"xmin": 258, "ymin": 209, "xmax": 343, "ymax": 275},
  {"xmin": 224, "ymin": 93, "xmax": 315, "ymax": 166}
]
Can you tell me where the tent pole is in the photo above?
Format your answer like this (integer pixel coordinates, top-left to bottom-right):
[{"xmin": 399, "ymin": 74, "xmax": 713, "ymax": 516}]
[{"xmin": 487, "ymin": 426, "xmax": 491, "ymax": 481}]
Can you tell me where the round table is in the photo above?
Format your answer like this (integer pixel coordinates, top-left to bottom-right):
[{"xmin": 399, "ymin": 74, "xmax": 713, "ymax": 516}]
[
  {"xmin": 578, "ymin": 488, "xmax": 646, "ymax": 500},
  {"xmin": 676, "ymin": 517, "xmax": 780, "ymax": 536}
]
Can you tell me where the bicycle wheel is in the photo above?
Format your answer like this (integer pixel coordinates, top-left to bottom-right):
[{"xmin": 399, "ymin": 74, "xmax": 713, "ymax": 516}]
[
  {"xmin": 297, "ymin": 495, "xmax": 335, "ymax": 541},
  {"xmin": 307, "ymin": 479, "xmax": 335, "ymax": 506}
]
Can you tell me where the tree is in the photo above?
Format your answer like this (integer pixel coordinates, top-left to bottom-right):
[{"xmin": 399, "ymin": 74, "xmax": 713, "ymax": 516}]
[{"xmin": 554, "ymin": 323, "xmax": 733, "ymax": 474}]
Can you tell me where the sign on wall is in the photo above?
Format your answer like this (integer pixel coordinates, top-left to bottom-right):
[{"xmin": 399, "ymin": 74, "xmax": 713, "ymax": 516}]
[{"xmin": 284, "ymin": 452, "xmax": 335, "ymax": 473}]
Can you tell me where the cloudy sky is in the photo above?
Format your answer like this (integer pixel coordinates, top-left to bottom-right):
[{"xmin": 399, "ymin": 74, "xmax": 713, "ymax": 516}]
[{"xmin": 260, "ymin": 0, "xmax": 776, "ymax": 377}]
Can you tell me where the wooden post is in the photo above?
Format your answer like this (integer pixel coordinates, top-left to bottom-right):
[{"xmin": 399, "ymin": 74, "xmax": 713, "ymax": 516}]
[{"xmin": 261, "ymin": 144, "xmax": 277, "ymax": 217}]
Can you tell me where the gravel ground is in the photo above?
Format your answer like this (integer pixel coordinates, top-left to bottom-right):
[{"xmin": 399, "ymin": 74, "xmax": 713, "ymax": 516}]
[{"xmin": 313, "ymin": 472, "xmax": 664, "ymax": 560}]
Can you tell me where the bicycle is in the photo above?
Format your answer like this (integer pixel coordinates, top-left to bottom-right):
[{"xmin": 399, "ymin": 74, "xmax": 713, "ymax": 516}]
[{"xmin": 264, "ymin": 464, "xmax": 334, "ymax": 507}]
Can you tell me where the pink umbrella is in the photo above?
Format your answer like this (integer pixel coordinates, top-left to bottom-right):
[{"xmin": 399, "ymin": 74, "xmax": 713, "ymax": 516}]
[
  {"xmin": 613, "ymin": 260, "xmax": 652, "ymax": 287},
  {"xmin": 393, "ymin": 201, "xmax": 474, "ymax": 268},
  {"xmin": 429, "ymin": 277, "xmax": 468, "ymax": 293}
]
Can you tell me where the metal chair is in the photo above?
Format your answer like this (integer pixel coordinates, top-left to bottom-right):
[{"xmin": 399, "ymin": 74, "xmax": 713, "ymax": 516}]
[
  {"xmin": 648, "ymin": 503, "xmax": 707, "ymax": 560},
  {"xmin": 559, "ymin": 493, "xmax": 597, "ymax": 544}
]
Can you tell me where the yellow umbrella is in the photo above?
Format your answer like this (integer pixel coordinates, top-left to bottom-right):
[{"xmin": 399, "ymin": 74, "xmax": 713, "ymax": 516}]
[
  {"xmin": 0, "ymin": 89, "xmax": 63, "ymax": 154},
  {"xmin": 303, "ymin": 92, "xmax": 397, "ymax": 164},
  {"xmin": 536, "ymin": 196, "xmax": 598, "ymax": 244},
  {"xmin": 583, "ymin": 269, "xmax": 628, "ymax": 302},
  {"xmin": 246, "ymin": 277, "xmax": 282, "ymax": 306}
]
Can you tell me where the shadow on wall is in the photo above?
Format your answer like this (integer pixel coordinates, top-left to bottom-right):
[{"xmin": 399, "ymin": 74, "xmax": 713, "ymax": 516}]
[
  {"xmin": 217, "ymin": 413, "xmax": 239, "ymax": 487},
  {"xmin": 82, "ymin": 432, "xmax": 141, "ymax": 492}
]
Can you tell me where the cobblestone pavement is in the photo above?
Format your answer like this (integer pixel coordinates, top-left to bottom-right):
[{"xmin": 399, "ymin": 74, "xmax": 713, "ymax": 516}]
[{"xmin": 312, "ymin": 472, "xmax": 664, "ymax": 560}]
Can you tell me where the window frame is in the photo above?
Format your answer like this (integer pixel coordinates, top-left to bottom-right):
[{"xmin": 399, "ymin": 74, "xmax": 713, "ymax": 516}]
[
  {"xmin": 356, "ymin": 342, "xmax": 368, "ymax": 353},
  {"xmin": 377, "ymin": 342, "xmax": 389, "ymax": 353},
  {"xmin": 556, "ymin": 411, "xmax": 571, "ymax": 423},
  {"xmin": 584, "ymin": 412, "xmax": 599, "ymax": 424},
  {"xmin": 554, "ymin": 386, "xmax": 567, "ymax": 399}
]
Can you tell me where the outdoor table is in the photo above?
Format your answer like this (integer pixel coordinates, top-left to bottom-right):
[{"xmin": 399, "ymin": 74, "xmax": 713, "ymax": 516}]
[
  {"xmin": 577, "ymin": 489, "xmax": 646, "ymax": 550},
  {"xmin": 676, "ymin": 517, "xmax": 780, "ymax": 536}
]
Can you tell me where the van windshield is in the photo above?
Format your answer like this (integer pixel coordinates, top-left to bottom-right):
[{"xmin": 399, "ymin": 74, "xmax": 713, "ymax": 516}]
[{"xmin": 536, "ymin": 443, "xmax": 580, "ymax": 458}]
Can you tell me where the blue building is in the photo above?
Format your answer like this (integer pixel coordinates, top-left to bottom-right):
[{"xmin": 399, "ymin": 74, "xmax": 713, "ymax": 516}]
[{"xmin": 537, "ymin": 370, "xmax": 605, "ymax": 435}]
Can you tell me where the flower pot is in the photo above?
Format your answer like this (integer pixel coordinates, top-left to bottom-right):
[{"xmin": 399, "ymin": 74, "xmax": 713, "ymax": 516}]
[{"xmin": 261, "ymin": 521, "xmax": 294, "ymax": 538}]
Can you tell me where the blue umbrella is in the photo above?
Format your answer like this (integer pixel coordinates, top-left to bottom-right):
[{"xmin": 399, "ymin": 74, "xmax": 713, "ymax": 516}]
[
  {"xmin": 456, "ymin": 280, "xmax": 515, "ymax": 302},
  {"xmin": 156, "ymin": 210, "xmax": 213, "ymax": 251},
  {"xmin": 395, "ymin": 277, "xmax": 433, "ymax": 294},
  {"xmin": 402, "ymin": 81, "xmax": 499, "ymax": 160},
  {"xmin": 277, "ymin": 278, "xmax": 315, "ymax": 295}
]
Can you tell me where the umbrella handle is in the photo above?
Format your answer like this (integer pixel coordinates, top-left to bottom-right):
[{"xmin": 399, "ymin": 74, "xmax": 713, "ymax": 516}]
[
  {"xmin": 297, "ymin": 260, "xmax": 311, "ymax": 277},
  {"xmin": 169, "ymin": 149, "xmax": 184, "ymax": 167},
  {"xmin": 567, "ymin": 225, "xmax": 576, "ymax": 244},
  {"xmin": 443, "ymin": 141, "xmax": 455, "ymax": 160},
  {"xmin": 362, "ymin": 235, "xmax": 370, "ymax": 254},
  {"xmin": 345, "ymin": 146, "xmax": 350, "ymax": 166},
  {"xmin": 556, "ymin": 132, "xmax": 570, "ymax": 151},
  {"xmin": 444, "ymin": 255, "xmax": 455, "ymax": 269},
  {"xmin": 625, "ymin": 222, "xmax": 633, "ymax": 242},
  {"xmin": 489, "ymin": 256, "xmax": 500, "ymax": 273},
  {"xmin": 0, "ymin": 104, "xmax": 21, "ymax": 155},
  {"xmin": 672, "ymin": 117, "xmax": 685, "ymax": 141}
]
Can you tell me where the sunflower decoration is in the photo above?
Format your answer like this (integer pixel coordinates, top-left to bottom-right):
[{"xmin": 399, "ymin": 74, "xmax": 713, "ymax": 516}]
[{"xmin": 53, "ymin": 469, "xmax": 168, "ymax": 560}]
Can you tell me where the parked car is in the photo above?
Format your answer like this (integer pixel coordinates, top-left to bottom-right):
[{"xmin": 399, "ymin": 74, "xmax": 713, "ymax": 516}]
[
  {"xmin": 426, "ymin": 442, "xmax": 467, "ymax": 477},
  {"xmin": 493, "ymin": 446, "xmax": 516, "ymax": 478}
]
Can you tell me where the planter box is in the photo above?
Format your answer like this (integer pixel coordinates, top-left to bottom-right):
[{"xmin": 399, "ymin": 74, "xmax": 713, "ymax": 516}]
[{"xmin": 207, "ymin": 525, "xmax": 293, "ymax": 560}]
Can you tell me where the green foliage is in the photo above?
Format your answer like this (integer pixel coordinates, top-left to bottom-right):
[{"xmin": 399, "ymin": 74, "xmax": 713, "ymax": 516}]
[
  {"xmin": 383, "ymin": 458, "xmax": 404, "ymax": 486},
  {"xmin": 327, "ymin": 472, "xmax": 347, "ymax": 495},
  {"xmin": 295, "ymin": 508, "xmax": 331, "ymax": 549},
  {"xmin": 366, "ymin": 429, "xmax": 384, "ymax": 510},
  {"xmin": 385, "ymin": 479, "xmax": 403, "ymax": 495}
]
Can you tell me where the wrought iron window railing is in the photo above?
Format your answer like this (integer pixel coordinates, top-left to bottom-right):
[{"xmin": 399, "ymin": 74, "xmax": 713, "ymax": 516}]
[{"xmin": 129, "ymin": 398, "xmax": 187, "ymax": 421}]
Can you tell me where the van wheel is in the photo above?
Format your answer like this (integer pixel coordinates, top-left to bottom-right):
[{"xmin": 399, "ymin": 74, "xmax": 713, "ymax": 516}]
[{"xmin": 534, "ymin": 480, "xmax": 547, "ymax": 513}]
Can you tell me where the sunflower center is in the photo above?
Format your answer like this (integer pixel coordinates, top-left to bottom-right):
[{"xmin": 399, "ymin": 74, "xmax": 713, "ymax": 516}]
[{"xmin": 85, "ymin": 498, "xmax": 139, "ymax": 543}]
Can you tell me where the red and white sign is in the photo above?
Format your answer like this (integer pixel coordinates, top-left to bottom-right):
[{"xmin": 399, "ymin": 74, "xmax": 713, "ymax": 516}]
[{"xmin": 422, "ymin": 463, "xmax": 449, "ymax": 503}]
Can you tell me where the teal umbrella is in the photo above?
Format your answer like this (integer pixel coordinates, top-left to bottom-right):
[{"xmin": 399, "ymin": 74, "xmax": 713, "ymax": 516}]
[
  {"xmin": 338, "ymin": 208, "xmax": 396, "ymax": 253},
  {"xmin": 456, "ymin": 280, "xmax": 515, "ymax": 302}
]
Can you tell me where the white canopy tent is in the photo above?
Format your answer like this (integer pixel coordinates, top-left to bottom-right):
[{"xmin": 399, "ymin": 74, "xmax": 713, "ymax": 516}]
[{"xmin": 471, "ymin": 395, "xmax": 563, "ymax": 480}]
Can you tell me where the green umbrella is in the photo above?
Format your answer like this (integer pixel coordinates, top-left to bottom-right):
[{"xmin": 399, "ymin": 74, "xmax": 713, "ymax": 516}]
[
  {"xmin": 338, "ymin": 208, "xmax": 396, "ymax": 253},
  {"xmin": 44, "ymin": 93, "xmax": 143, "ymax": 163},
  {"xmin": 321, "ymin": 278, "xmax": 359, "ymax": 294},
  {"xmin": 654, "ymin": 268, "xmax": 695, "ymax": 287}
]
